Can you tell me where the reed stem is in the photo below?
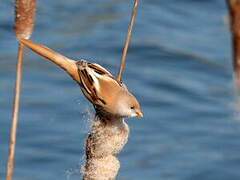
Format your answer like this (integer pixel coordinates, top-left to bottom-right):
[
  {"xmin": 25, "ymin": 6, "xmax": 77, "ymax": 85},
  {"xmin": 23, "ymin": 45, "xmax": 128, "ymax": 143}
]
[
  {"xmin": 226, "ymin": 0, "xmax": 240, "ymax": 92},
  {"xmin": 6, "ymin": 43, "xmax": 24, "ymax": 180},
  {"xmin": 117, "ymin": 0, "xmax": 138, "ymax": 81},
  {"xmin": 6, "ymin": 0, "xmax": 36, "ymax": 179}
]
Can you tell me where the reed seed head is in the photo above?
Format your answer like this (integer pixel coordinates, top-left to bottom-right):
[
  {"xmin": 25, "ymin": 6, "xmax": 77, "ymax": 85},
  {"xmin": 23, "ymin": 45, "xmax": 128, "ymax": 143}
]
[{"xmin": 15, "ymin": 0, "xmax": 36, "ymax": 40}]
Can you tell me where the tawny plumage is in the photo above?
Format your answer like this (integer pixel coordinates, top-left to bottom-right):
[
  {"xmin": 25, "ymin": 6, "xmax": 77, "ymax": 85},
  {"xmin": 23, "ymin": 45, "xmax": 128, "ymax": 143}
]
[
  {"xmin": 77, "ymin": 60, "xmax": 143, "ymax": 118},
  {"xmin": 20, "ymin": 39, "xmax": 143, "ymax": 118}
]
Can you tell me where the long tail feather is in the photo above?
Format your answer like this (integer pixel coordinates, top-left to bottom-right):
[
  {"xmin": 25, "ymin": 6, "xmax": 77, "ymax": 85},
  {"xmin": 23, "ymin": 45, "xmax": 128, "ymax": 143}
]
[{"xmin": 20, "ymin": 39, "xmax": 80, "ymax": 83}]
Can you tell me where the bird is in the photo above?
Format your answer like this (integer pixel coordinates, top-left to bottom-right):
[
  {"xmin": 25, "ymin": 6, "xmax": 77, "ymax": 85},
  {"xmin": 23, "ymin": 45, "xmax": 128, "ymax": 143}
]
[
  {"xmin": 19, "ymin": 39, "xmax": 143, "ymax": 118},
  {"xmin": 76, "ymin": 60, "xmax": 143, "ymax": 118}
]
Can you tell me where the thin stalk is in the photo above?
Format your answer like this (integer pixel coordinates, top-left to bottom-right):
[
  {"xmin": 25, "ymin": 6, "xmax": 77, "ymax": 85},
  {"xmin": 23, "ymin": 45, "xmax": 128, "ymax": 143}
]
[
  {"xmin": 117, "ymin": 0, "xmax": 138, "ymax": 81},
  {"xmin": 6, "ymin": 0, "xmax": 36, "ymax": 178},
  {"xmin": 226, "ymin": 0, "xmax": 240, "ymax": 92},
  {"xmin": 6, "ymin": 43, "xmax": 24, "ymax": 180}
]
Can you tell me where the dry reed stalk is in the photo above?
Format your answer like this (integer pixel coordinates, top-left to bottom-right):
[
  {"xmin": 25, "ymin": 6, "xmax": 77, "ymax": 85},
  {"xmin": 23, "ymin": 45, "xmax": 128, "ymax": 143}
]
[
  {"xmin": 226, "ymin": 0, "xmax": 240, "ymax": 91},
  {"xmin": 6, "ymin": 1, "xmax": 36, "ymax": 180},
  {"xmin": 117, "ymin": 0, "xmax": 138, "ymax": 81}
]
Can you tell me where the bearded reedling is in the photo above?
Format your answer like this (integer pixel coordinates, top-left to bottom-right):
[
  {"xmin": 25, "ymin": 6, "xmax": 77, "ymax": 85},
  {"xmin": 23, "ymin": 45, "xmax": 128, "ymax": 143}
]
[
  {"xmin": 20, "ymin": 39, "xmax": 143, "ymax": 118},
  {"xmin": 20, "ymin": 38, "xmax": 143, "ymax": 179},
  {"xmin": 77, "ymin": 60, "xmax": 143, "ymax": 118}
]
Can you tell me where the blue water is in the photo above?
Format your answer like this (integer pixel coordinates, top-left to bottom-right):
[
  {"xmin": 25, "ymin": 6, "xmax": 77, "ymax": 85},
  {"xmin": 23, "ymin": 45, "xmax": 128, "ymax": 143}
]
[{"xmin": 1, "ymin": 0, "xmax": 240, "ymax": 179}]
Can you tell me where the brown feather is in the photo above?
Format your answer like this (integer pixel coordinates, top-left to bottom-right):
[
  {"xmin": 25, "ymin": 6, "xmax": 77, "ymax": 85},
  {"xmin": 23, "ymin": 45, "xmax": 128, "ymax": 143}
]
[
  {"xmin": 77, "ymin": 60, "xmax": 126, "ymax": 107},
  {"xmin": 77, "ymin": 61, "xmax": 107, "ymax": 106},
  {"xmin": 88, "ymin": 63, "xmax": 112, "ymax": 76}
]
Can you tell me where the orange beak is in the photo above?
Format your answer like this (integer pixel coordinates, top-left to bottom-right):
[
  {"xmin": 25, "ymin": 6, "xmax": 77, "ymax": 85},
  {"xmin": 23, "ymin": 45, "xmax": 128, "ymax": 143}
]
[{"xmin": 136, "ymin": 111, "xmax": 144, "ymax": 117}]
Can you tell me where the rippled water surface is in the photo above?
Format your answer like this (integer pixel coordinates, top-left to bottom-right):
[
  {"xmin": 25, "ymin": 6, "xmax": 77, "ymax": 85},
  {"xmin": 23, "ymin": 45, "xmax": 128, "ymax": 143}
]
[{"xmin": 1, "ymin": 0, "xmax": 240, "ymax": 180}]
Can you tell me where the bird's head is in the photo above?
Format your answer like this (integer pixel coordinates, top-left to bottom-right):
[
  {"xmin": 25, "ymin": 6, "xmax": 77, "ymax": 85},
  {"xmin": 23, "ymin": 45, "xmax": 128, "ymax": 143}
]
[{"xmin": 111, "ymin": 90, "xmax": 143, "ymax": 118}]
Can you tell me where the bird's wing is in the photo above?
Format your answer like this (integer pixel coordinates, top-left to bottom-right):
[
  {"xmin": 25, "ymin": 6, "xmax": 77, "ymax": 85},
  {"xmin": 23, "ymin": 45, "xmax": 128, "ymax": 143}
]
[{"xmin": 77, "ymin": 60, "xmax": 121, "ymax": 106}]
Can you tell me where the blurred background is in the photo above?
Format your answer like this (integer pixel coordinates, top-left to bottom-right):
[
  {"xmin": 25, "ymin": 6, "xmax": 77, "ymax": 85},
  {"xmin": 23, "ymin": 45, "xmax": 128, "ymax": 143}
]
[{"xmin": 1, "ymin": 0, "xmax": 240, "ymax": 179}]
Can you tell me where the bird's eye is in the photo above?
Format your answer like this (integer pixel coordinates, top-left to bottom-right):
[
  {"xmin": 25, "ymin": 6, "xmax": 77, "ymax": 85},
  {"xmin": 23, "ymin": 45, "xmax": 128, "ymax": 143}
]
[{"xmin": 130, "ymin": 106, "xmax": 134, "ymax": 109}]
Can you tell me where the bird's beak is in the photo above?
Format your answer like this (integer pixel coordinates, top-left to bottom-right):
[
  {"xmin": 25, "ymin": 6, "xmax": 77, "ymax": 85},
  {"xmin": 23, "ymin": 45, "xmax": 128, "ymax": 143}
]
[
  {"xmin": 136, "ymin": 111, "xmax": 144, "ymax": 117},
  {"xmin": 20, "ymin": 39, "xmax": 80, "ymax": 84}
]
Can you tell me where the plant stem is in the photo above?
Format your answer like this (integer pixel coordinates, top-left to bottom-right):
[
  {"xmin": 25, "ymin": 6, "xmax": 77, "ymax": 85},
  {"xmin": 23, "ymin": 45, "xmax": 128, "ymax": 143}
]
[
  {"xmin": 226, "ymin": 0, "xmax": 240, "ymax": 92},
  {"xmin": 117, "ymin": 0, "xmax": 138, "ymax": 81},
  {"xmin": 6, "ymin": 43, "xmax": 24, "ymax": 180}
]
